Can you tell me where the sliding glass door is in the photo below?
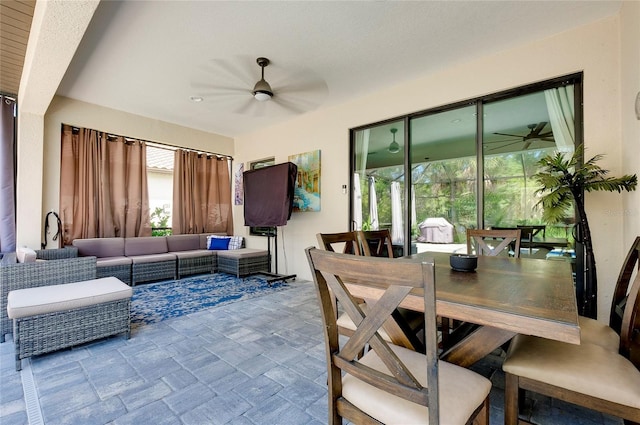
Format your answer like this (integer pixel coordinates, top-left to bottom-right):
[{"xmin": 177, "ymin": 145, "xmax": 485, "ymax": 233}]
[{"xmin": 350, "ymin": 74, "xmax": 581, "ymax": 256}]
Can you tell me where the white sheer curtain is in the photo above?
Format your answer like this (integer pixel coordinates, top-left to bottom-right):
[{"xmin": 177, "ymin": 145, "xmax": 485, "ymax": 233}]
[
  {"xmin": 353, "ymin": 173, "xmax": 363, "ymax": 230},
  {"xmin": 369, "ymin": 176, "xmax": 379, "ymax": 230},
  {"xmin": 391, "ymin": 181, "xmax": 403, "ymax": 245},
  {"xmin": 544, "ymin": 86, "xmax": 575, "ymax": 154}
]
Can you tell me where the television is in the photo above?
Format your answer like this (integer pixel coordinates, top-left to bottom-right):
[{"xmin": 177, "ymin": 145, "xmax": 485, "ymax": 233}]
[{"xmin": 243, "ymin": 162, "xmax": 298, "ymax": 227}]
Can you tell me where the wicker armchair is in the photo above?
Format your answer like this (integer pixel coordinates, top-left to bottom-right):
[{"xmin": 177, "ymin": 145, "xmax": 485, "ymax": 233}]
[{"xmin": 0, "ymin": 256, "xmax": 97, "ymax": 342}]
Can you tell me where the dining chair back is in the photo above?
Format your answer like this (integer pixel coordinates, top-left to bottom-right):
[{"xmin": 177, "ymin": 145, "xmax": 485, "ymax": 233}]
[
  {"xmin": 502, "ymin": 271, "xmax": 640, "ymax": 424},
  {"xmin": 357, "ymin": 229, "xmax": 394, "ymax": 258},
  {"xmin": 305, "ymin": 247, "xmax": 491, "ymax": 425},
  {"xmin": 316, "ymin": 231, "xmax": 362, "ymax": 255},
  {"xmin": 610, "ymin": 236, "xmax": 640, "ymax": 334},
  {"xmin": 579, "ymin": 236, "xmax": 640, "ymax": 351},
  {"xmin": 359, "ymin": 229, "xmax": 426, "ymax": 351},
  {"xmin": 518, "ymin": 224, "xmax": 546, "ymax": 238},
  {"xmin": 467, "ymin": 229, "xmax": 522, "ymax": 258},
  {"xmin": 316, "ymin": 231, "xmax": 421, "ymax": 351}
]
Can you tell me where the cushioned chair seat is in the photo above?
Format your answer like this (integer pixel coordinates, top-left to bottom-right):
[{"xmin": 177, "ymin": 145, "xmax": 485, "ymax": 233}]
[
  {"xmin": 503, "ymin": 334, "xmax": 640, "ymax": 409},
  {"xmin": 577, "ymin": 316, "xmax": 620, "ymax": 351},
  {"xmin": 343, "ymin": 344, "xmax": 492, "ymax": 425}
]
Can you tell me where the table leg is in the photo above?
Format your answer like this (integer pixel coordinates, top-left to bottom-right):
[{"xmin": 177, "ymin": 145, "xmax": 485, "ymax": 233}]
[{"xmin": 440, "ymin": 326, "xmax": 516, "ymax": 367}]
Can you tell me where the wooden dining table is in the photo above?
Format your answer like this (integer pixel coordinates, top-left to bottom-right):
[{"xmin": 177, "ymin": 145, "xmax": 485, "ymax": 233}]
[{"xmin": 343, "ymin": 251, "xmax": 580, "ymax": 367}]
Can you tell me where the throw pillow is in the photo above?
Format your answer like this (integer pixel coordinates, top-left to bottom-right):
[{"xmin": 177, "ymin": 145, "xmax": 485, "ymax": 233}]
[
  {"xmin": 208, "ymin": 234, "xmax": 244, "ymax": 250},
  {"xmin": 16, "ymin": 247, "xmax": 37, "ymax": 263},
  {"xmin": 207, "ymin": 237, "xmax": 230, "ymax": 250},
  {"xmin": 228, "ymin": 236, "xmax": 244, "ymax": 250}
]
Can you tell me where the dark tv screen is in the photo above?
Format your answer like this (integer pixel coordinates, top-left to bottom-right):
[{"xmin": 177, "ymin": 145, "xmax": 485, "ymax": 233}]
[{"xmin": 243, "ymin": 162, "xmax": 297, "ymax": 227}]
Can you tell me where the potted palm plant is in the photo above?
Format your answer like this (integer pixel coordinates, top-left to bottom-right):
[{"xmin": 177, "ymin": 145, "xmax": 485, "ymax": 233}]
[{"xmin": 533, "ymin": 145, "xmax": 637, "ymax": 318}]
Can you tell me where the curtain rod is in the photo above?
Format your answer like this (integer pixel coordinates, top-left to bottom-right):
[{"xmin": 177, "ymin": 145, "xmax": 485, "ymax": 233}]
[
  {"xmin": 1, "ymin": 93, "xmax": 16, "ymax": 102},
  {"xmin": 66, "ymin": 124, "xmax": 233, "ymax": 161}
]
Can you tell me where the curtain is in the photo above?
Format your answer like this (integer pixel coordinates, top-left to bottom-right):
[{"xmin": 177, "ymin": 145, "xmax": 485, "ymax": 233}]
[
  {"xmin": 172, "ymin": 149, "xmax": 233, "ymax": 235},
  {"xmin": 391, "ymin": 181, "xmax": 403, "ymax": 245},
  {"xmin": 544, "ymin": 86, "xmax": 575, "ymax": 154},
  {"xmin": 369, "ymin": 176, "xmax": 379, "ymax": 230},
  {"xmin": 352, "ymin": 173, "xmax": 362, "ymax": 230},
  {"xmin": 0, "ymin": 96, "xmax": 16, "ymax": 253},
  {"xmin": 60, "ymin": 125, "xmax": 151, "ymax": 244}
]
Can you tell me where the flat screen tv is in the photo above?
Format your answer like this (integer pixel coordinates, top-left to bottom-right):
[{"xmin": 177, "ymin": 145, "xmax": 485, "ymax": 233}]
[{"xmin": 243, "ymin": 162, "xmax": 298, "ymax": 227}]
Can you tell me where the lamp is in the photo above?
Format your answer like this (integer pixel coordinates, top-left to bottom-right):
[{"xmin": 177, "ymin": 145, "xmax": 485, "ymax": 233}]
[
  {"xmin": 388, "ymin": 128, "xmax": 400, "ymax": 153},
  {"xmin": 253, "ymin": 57, "xmax": 273, "ymax": 102}
]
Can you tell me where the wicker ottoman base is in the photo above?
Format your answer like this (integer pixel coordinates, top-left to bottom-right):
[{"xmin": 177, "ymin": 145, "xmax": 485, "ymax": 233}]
[
  {"xmin": 217, "ymin": 249, "xmax": 269, "ymax": 278},
  {"xmin": 8, "ymin": 277, "xmax": 132, "ymax": 371}
]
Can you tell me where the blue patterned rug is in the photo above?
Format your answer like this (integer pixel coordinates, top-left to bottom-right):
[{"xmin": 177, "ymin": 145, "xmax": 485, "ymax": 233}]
[{"xmin": 131, "ymin": 273, "xmax": 291, "ymax": 326}]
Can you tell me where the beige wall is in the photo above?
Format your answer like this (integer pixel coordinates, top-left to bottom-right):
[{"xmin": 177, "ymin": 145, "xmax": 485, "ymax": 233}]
[
  {"xmin": 620, "ymin": 1, "xmax": 640, "ymax": 249},
  {"xmin": 234, "ymin": 15, "xmax": 636, "ymax": 321}
]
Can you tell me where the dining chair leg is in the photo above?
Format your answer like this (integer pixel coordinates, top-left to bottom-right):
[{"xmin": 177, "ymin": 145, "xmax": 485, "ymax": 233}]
[
  {"xmin": 504, "ymin": 372, "xmax": 520, "ymax": 425},
  {"xmin": 471, "ymin": 397, "xmax": 489, "ymax": 425}
]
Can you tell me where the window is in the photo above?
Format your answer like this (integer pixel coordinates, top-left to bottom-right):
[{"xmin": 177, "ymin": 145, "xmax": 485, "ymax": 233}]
[{"xmin": 351, "ymin": 74, "xmax": 582, "ymax": 255}]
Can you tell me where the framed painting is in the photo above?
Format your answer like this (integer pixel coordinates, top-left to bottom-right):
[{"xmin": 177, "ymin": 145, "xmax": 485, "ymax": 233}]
[{"xmin": 288, "ymin": 150, "xmax": 321, "ymax": 212}]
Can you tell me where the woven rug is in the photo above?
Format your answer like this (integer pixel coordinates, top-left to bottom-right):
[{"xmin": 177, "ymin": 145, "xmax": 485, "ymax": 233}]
[{"xmin": 131, "ymin": 273, "xmax": 291, "ymax": 326}]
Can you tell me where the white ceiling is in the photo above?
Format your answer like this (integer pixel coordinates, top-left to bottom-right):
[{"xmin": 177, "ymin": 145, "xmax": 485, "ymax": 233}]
[{"xmin": 57, "ymin": 0, "xmax": 621, "ymax": 138}]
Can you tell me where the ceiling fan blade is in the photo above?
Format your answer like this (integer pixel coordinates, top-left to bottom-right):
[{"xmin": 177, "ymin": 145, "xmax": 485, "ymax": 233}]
[
  {"xmin": 486, "ymin": 140, "xmax": 522, "ymax": 152},
  {"xmin": 530, "ymin": 122, "xmax": 547, "ymax": 136},
  {"xmin": 272, "ymin": 97, "xmax": 307, "ymax": 114},
  {"xmin": 233, "ymin": 98, "xmax": 256, "ymax": 115},
  {"xmin": 522, "ymin": 140, "xmax": 533, "ymax": 150},
  {"xmin": 493, "ymin": 132, "xmax": 522, "ymax": 138},
  {"xmin": 484, "ymin": 137, "xmax": 521, "ymax": 144}
]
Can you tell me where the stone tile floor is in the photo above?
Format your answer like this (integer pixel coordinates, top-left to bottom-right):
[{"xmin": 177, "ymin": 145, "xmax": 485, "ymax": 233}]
[{"xmin": 0, "ymin": 280, "xmax": 624, "ymax": 425}]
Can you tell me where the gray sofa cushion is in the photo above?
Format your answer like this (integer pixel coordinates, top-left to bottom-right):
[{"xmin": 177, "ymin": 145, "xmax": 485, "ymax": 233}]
[
  {"xmin": 125, "ymin": 237, "xmax": 168, "ymax": 256},
  {"xmin": 73, "ymin": 238, "xmax": 125, "ymax": 258},
  {"xmin": 167, "ymin": 234, "xmax": 200, "ymax": 252},
  {"xmin": 128, "ymin": 253, "xmax": 176, "ymax": 264},
  {"xmin": 172, "ymin": 249, "xmax": 215, "ymax": 259},
  {"xmin": 97, "ymin": 257, "xmax": 132, "ymax": 267}
]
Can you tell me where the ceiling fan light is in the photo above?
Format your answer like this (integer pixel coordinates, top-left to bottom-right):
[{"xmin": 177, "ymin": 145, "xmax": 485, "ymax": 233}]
[
  {"xmin": 254, "ymin": 91, "xmax": 272, "ymax": 102},
  {"xmin": 388, "ymin": 141, "xmax": 400, "ymax": 154},
  {"xmin": 388, "ymin": 127, "xmax": 400, "ymax": 153},
  {"xmin": 253, "ymin": 77, "xmax": 273, "ymax": 101}
]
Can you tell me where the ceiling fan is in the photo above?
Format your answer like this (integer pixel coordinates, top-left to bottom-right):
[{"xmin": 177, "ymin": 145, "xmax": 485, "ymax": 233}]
[
  {"xmin": 190, "ymin": 55, "xmax": 328, "ymax": 117},
  {"xmin": 487, "ymin": 121, "xmax": 554, "ymax": 151}
]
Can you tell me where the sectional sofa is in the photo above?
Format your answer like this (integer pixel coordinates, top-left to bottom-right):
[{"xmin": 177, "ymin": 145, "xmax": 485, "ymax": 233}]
[{"xmin": 71, "ymin": 234, "xmax": 269, "ymax": 285}]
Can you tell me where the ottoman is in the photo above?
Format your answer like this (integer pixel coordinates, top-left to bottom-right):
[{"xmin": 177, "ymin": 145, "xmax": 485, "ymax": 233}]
[{"xmin": 217, "ymin": 248, "xmax": 269, "ymax": 278}]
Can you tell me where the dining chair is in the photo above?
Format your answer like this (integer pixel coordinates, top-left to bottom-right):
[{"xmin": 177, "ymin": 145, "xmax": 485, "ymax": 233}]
[
  {"xmin": 316, "ymin": 231, "xmax": 363, "ymax": 256},
  {"xmin": 357, "ymin": 229, "xmax": 394, "ymax": 258},
  {"xmin": 503, "ymin": 270, "xmax": 640, "ymax": 424},
  {"xmin": 579, "ymin": 235, "xmax": 640, "ymax": 351},
  {"xmin": 305, "ymin": 247, "xmax": 491, "ymax": 425},
  {"xmin": 467, "ymin": 228, "xmax": 522, "ymax": 258},
  {"xmin": 316, "ymin": 232, "xmax": 421, "ymax": 351},
  {"xmin": 358, "ymin": 229, "xmax": 427, "ymax": 351}
]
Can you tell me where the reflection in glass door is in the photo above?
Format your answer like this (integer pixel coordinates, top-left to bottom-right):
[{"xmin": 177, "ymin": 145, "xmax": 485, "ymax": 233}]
[
  {"xmin": 482, "ymin": 86, "xmax": 575, "ymax": 238},
  {"xmin": 352, "ymin": 121, "xmax": 406, "ymax": 252},
  {"xmin": 410, "ymin": 106, "xmax": 477, "ymax": 251}
]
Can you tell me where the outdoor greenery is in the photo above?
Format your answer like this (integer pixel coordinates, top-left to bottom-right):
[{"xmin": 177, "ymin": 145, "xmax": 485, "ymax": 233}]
[
  {"xmin": 150, "ymin": 206, "xmax": 172, "ymax": 236},
  {"xmin": 361, "ymin": 147, "xmax": 568, "ymax": 243}
]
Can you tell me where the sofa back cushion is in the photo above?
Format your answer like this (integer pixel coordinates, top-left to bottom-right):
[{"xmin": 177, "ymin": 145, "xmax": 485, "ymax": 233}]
[
  {"xmin": 73, "ymin": 238, "xmax": 125, "ymax": 258},
  {"xmin": 166, "ymin": 234, "xmax": 200, "ymax": 252},
  {"xmin": 125, "ymin": 236, "xmax": 168, "ymax": 256}
]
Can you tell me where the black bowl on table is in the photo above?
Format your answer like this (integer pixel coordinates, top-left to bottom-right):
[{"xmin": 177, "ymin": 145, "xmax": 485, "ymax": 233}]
[{"xmin": 449, "ymin": 254, "xmax": 478, "ymax": 272}]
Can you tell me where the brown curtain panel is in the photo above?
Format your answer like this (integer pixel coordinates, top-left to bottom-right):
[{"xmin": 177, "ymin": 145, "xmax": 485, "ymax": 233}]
[
  {"xmin": 60, "ymin": 125, "xmax": 151, "ymax": 244},
  {"xmin": 172, "ymin": 149, "xmax": 233, "ymax": 235}
]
